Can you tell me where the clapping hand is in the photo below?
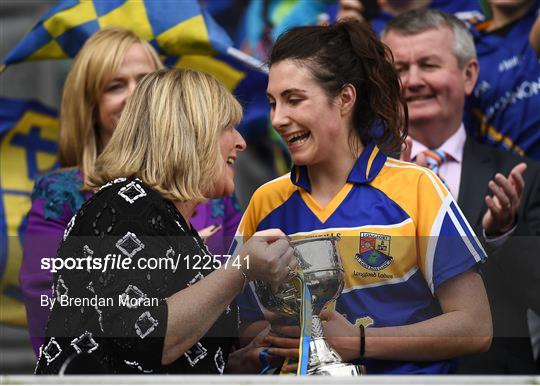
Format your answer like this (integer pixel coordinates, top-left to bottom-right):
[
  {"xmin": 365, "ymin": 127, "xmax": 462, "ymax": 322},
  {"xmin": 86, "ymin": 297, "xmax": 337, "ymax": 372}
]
[{"xmin": 482, "ymin": 163, "xmax": 527, "ymax": 236}]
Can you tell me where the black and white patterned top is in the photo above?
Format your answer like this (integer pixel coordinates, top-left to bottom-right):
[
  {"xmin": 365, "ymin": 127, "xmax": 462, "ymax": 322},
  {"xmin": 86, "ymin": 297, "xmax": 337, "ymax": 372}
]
[{"xmin": 35, "ymin": 178, "xmax": 239, "ymax": 374}]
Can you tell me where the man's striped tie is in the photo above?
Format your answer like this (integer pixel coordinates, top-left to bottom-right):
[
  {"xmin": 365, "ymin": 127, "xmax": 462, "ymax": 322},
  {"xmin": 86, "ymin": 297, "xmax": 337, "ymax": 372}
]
[{"xmin": 422, "ymin": 149, "xmax": 447, "ymax": 181}]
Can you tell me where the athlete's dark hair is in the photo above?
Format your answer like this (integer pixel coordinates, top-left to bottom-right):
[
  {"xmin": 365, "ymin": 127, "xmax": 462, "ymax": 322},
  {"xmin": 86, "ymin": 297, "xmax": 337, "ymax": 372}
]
[{"xmin": 269, "ymin": 20, "xmax": 407, "ymax": 154}]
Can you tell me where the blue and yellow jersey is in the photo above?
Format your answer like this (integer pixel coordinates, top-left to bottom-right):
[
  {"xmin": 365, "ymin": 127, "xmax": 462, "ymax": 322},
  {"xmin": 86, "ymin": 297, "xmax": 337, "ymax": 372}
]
[
  {"xmin": 464, "ymin": 4, "xmax": 540, "ymax": 161},
  {"xmin": 234, "ymin": 141, "xmax": 487, "ymax": 374}
]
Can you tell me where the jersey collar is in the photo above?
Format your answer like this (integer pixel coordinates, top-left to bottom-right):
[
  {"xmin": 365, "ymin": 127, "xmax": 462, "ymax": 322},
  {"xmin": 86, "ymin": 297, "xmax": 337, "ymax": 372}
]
[{"xmin": 290, "ymin": 141, "xmax": 387, "ymax": 192}]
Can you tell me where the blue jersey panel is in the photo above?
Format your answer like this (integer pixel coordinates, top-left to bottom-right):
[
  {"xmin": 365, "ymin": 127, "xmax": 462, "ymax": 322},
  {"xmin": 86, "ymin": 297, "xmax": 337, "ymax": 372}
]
[
  {"xmin": 256, "ymin": 190, "xmax": 322, "ymax": 234},
  {"xmin": 257, "ymin": 184, "xmax": 411, "ymax": 234},
  {"xmin": 336, "ymin": 269, "xmax": 441, "ymax": 327}
]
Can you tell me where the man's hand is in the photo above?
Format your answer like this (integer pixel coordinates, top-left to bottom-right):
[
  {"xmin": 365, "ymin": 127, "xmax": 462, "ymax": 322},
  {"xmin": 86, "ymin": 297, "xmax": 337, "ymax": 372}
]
[{"xmin": 482, "ymin": 162, "xmax": 527, "ymax": 236}]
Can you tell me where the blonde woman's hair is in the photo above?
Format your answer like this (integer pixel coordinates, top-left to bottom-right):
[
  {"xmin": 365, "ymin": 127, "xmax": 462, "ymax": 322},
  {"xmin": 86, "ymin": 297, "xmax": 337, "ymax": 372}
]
[
  {"xmin": 89, "ymin": 68, "xmax": 243, "ymax": 202},
  {"xmin": 59, "ymin": 27, "xmax": 162, "ymax": 177}
]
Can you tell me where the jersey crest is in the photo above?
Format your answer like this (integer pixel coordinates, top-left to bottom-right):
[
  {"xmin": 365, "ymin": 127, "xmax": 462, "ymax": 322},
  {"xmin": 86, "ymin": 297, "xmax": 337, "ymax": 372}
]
[{"xmin": 356, "ymin": 232, "xmax": 393, "ymax": 271}]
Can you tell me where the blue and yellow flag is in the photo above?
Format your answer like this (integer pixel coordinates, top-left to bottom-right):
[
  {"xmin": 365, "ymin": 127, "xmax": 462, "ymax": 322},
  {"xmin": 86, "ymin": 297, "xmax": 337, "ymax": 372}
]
[
  {"xmin": 3, "ymin": 0, "xmax": 233, "ymax": 64},
  {"xmin": 0, "ymin": 97, "xmax": 59, "ymax": 326},
  {"xmin": 3, "ymin": 0, "xmax": 270, "ymax": 139}
]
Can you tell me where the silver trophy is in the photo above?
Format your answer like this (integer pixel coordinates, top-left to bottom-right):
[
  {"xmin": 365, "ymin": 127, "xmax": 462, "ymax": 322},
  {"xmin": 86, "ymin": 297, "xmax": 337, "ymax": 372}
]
[{"xmin": 255, "ymin": 235, "xmax": 365, "ymax": 375}]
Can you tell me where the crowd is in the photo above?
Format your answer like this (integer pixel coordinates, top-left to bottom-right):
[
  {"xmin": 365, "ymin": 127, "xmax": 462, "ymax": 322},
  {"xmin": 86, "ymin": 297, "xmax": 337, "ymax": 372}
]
[{"xmin": 15, "ymin": 0, "xmax": 540, "ymax": 376}]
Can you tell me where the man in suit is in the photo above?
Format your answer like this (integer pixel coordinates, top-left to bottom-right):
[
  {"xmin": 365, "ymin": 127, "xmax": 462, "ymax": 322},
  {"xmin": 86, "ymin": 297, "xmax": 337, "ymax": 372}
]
[{"xmin": 382, "ymin": 9, "xmax": 540, "ymax": 374}]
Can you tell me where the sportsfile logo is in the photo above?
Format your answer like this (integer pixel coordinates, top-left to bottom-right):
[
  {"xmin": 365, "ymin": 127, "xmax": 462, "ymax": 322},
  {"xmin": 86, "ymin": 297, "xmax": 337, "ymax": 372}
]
[{"xmin": 40, "ymin": 253, "xmax": 249, "ymax": 273}]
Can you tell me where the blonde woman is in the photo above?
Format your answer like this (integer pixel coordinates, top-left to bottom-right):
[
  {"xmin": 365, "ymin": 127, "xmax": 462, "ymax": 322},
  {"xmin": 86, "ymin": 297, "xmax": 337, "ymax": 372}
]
[
  {"xmin": 20, "ymin": 28, "xmax": 243, "ymax": 358},
  {"xmin": 34, "ymin": 69, "xmax": 294, "ymax": 374}
]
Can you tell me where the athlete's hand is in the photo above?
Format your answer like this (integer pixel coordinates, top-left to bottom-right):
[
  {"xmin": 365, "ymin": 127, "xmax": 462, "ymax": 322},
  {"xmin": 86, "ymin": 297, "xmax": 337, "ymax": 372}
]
[
  {"xmin": 265, "ymin": 321, "xmax": 300, "ymax": 373},
  {"xmin": 320, "ymin": 310, "xmax": 361, "ymax": 362}
]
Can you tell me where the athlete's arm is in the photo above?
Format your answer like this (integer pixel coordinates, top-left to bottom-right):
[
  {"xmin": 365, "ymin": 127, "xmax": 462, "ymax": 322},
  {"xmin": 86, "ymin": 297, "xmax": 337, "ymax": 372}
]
[{"xmin": 319, "ymin": 268, "xmax": 491, "ymax": 362}]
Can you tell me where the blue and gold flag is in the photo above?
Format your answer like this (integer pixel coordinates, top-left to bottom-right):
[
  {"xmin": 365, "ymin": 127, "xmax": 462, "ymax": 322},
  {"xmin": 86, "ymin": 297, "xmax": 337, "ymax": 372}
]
[
  {"xmin": 3, "ymin": 0, "xmax": 233, "ymax": 64},
  {"xmin": 0, "ymin": 97, "xmax": 59, "ymax": 325},
  {"xmin": 3, "ymin": 0, "xmax": 270, "ymax": 138}
]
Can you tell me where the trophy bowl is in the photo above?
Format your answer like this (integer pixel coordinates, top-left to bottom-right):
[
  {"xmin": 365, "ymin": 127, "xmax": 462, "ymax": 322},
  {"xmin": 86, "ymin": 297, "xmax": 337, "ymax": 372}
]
[
  {"xmin": 254, "ymin": 235, "xmax": 364, "ymax": 376},
  {"xmin": 255, "ymin": 235, "xmax": 344, "ymax": 317}
]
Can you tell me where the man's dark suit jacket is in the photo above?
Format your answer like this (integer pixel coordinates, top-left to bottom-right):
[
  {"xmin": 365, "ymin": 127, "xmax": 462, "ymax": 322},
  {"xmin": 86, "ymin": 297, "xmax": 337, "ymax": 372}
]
[{"xmin": 455, "ymin": 138, "xmax": 540, "ymax": 374}]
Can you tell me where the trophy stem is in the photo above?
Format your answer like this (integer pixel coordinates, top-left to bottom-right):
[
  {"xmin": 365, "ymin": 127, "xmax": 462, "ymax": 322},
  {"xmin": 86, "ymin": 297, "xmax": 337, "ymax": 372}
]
[
  {"xmin": 307, "ymin": 315, "xmax": 366, "ymax": 375},
  {"xmin": 308, "ymin": 315, "xmax": 342, "ymax": 368},
  {"xmin": 311, "ymin": 315, "xmax": 325, "ymax": 339}
]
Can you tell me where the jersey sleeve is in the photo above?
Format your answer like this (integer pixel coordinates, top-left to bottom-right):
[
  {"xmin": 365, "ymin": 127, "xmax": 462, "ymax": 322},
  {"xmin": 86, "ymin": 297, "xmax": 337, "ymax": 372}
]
[{"xmin": 415, "ymin": 170, "xmax": 487, "ymax": 293}]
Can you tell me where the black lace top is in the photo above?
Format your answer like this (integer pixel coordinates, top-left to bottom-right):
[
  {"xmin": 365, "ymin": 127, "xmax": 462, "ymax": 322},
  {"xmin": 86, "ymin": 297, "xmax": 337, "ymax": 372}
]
[{"xmin": 35, "ymin": 178, "xmax": 238, "ymax": 374}]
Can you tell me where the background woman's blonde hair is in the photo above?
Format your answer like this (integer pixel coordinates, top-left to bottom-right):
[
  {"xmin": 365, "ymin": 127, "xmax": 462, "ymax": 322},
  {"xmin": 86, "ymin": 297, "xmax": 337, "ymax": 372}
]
[
  {"xmin": 59, "ymin": 27, "xmax": 162, "ymax": 176},
  {"xmin": 89, "ymin": 68, "xmax": 243, "ymax": 202}
]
